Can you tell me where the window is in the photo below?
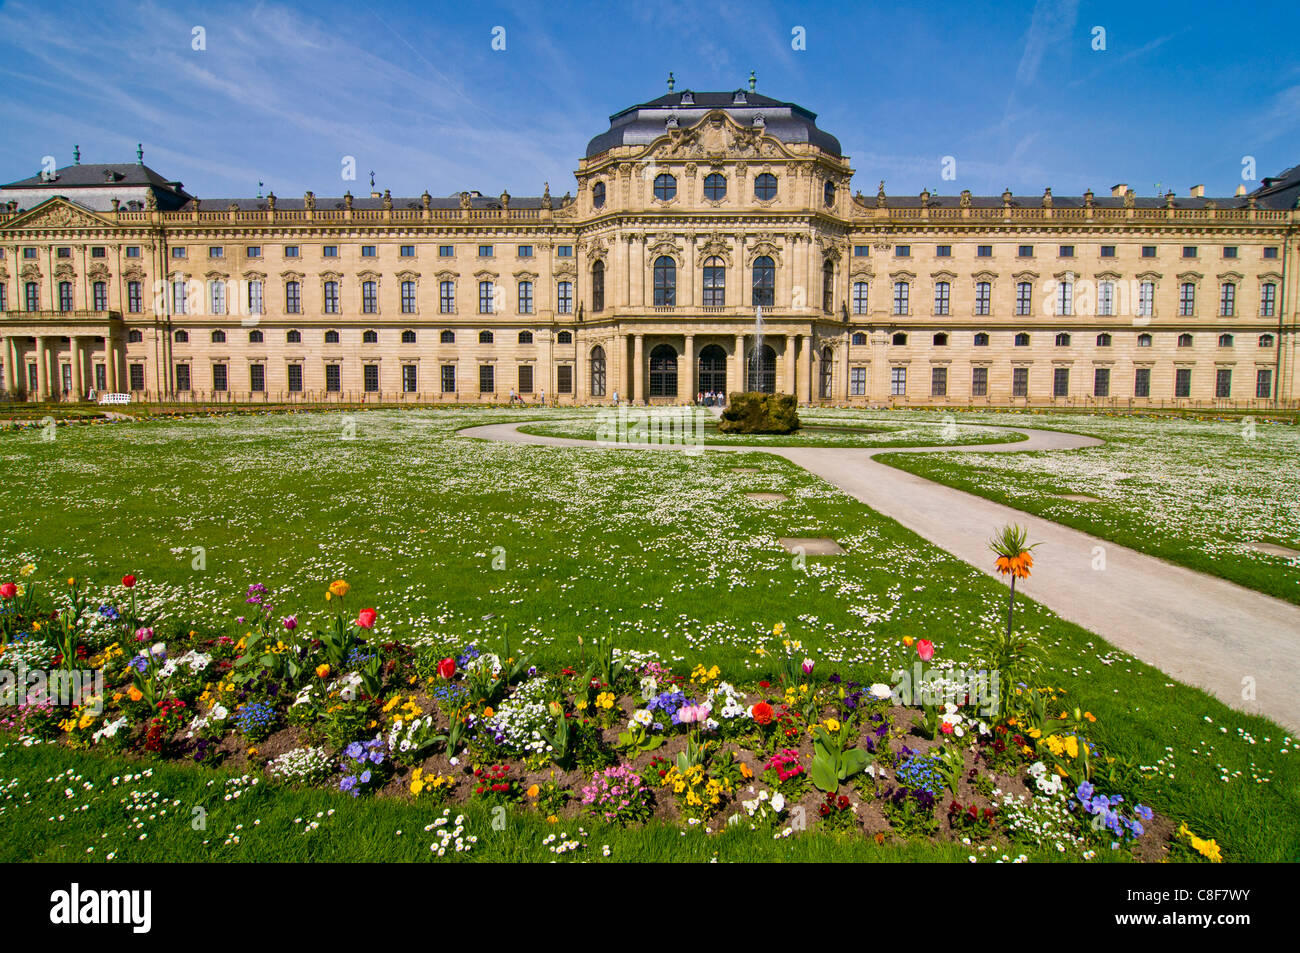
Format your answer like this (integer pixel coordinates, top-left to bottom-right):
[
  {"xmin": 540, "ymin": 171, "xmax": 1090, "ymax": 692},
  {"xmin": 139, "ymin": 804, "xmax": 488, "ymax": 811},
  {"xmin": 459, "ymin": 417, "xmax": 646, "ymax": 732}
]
[
  {"xmin": 247, "ymin": 247, "xmax": 262, "ymax": 259},
  {"xmin": 1096, "ymin": 333, "xmax": 1112, "ymax": 347},
  {"xmin": 592, "ymin": 260, "xmax": 605, "ymax": 312},
  {"xmin": 174, "ymin": 330, "xmax": 189, "ymax": 343},
  {"xmin": 850, "ymin": 366, "xmax": 866, "ymax": 396},
  {"xmin": 557, "ymin": 245, "xmax": 573, "ymax": 257},
  {"xmin": 1055, "ymin": 332, "xmax": 1071, "ymax": 347},
  {"xmin": 1059, "ymin": 245, "xmax": 1075, "ymax": 258},
  {"xmin": 441, "ymin": 365, "xmax": 456, "ymax": 393},
  {"xmin": 824, "ymin": 179, "xmax": 835, "ymax": 206},
  {"xmin": 402, "ymin": 365, "xmax": 417, "ymax": 394},
  {"xmin": 362, "ymin": 329, "xmax": 378, "ymax": 344},
  {"xmin": 1222, "ymin": 246, "xmax": 1237, "ymax": 259},
  {"xmin": 1182, "ymin": 246, "xmax": 1197, "ymax": 259},
  {"xmin": 853, "ymin": 245, "xmax": 870, "ymax": 257},
  {"xmin": 822, "ymin": 260, "xmax": 835, "ymax": 313},
  {"xmin": 1178, "ymin": 333, "xmax": 1193, "ymax": 348},
  {"xmin": 402, "ymin": 280, "xmax": 416, "ymax": 314},
  {"xmin": 1218, "ymin": 333, "xmax": 1234, "ymax": 347},
  {"xmin": 362, "ymin": 280, "xmax": 378, "ymax": 314},
  {"xmin": 323, "ymin": 246, "xmax": 339, "ymax": 258},
  {"xmin": 361, "ymin": 246, "xmax": 376, "ymax": 257},
  {"xmin": 285, "ymin": 246, "xmax": 300, "ymax": 259},
  {"xmin": 975, "ymin": 281, "xmax": 991, "ymax": 316},
  {"xmin": 517, "ymin": 246, "xmax": 533, "ymax": 258},
  {"xmin": 890, "ymin": 367, "xmax": 906, "ymax": 396},
  {"xmin": 126, "ymin": 246, "xmax": 141, "ymax": 258},
  {"xmin": 752, "ymin": 256, "xmax": 775, "ymax": 307},
  {"xmin": 479, "ymin": 330, "xmax": 494, "ymax": 344},
  {"xmin": 363, "ymin": 364, "xmax": 379, "ymax": 393},
  {"xmin": 1014, "ymin": 332, "xmax": 1030, "ymax": 347},
  {"xmin": 1259, "ymin": 334, "xmax": 1274, "ymax": 348},
  {"xmin": 892, "ymin": 332, "xmax": 908, "ymax": 346},
  {"xmin": 557, "ymin": 330, "xmax": 572, "ymax": 344},
  {"xmin": 400, "ymin": 245, "xmax": 415, "ymax": 258},
  {"xmin": 703, "ymin": 174, "xmax": 727, "ymax": 201},
  {"xmin": 126, "ymin": 363, "xmax": 144, "ymax": 390},
  {"xmin": 852, "ymin": 281, "xmax": 869, "ymax": 315},
  {"xmin": 1012, "ymin": 367, "xmax": 1029, "ymax": 397},
  {"xmin": 324, "ymin": 281, "xmax": 339, "ymax": 314},
  {"xmin": 479, "ymin": 280, "xmax": 495, "ymax": 314},
  {"xmin": 1137, "ymin": 333, "xmax": 1152, "ymax": 347},
  {"xmin": 1261, "ymin": 283, "xmax": 1276, "ymax": 317},
  {"xmin": 653, "ymin": 173, "xmax": 677, "ymax": 201},
  {"xmin": 209, "ymin": 246, "xmax": 224, "ymax": 259},
  {"xmin": 325, "ymin": 364, "xmax": 340, "ymax": 392},
  {"xmin": 287, "ymin": 329, "xmax": 301, "ymax": 343},
  {"xmin": 557, "ymin": 281, "xmax": 573, "ymax": 314},
  {"xmin": 703, "ymin": 258, "xmax": 727, "ymax": 307},
  {"xmin": 1263, "ymin": 246, "xmax": 1279, "ymax": 259},
  {"xmin": 1175, "ymin": 368, "xmax": 1192, "ymax": 397},
  {"xmin": 250, "ymin": 364, "xmax": 265, "ymax": 393},
  {"xmin": 171, "ymin": 247, "xmax": 187, "ymax": 259},
  {"xmin": 440, "ymin": 330, "xmax": 455, "ymax": 344},
  {"xmin": 58, "ymin": 281, "xmax": 73, "ymax": 310},
  {"xmin": 590, "ymin": 346, "xmax": 607, "ymax": 396},
  {"xmin": 213, "ymin": 363, "xmax": 228, "ymax": 392},
  {"xmin": 895, "ymin": 245, "xmax": 911, "ymax": 258},
  {"xmin": 518, "ymin": 330, "xmax": 533, "ymax": 344},
  {"xmin": 1220, "ymin": 283, "xmax": 1235, "ymax": 316},
  {"xmin": 1018, "ymin": 245, "xmax": 1034, "ymax": 258},
  {"xmin": 172, "ymin": 280, "xmax": 188, "ymax": 315},
  {"xmin": 438, "ymin": 245, "xmax": 454, "ymax": 258},
  {"xmin": 1178, "ymin": 283, "xmax": 1195, "ymax": 316},
  {"xmin": 557, "ymin": 365, "xmax": 573, "ymax": 394},
  {"xmin": 211, "ymin": 329, "xmax": 226, "ymax": 343},
  {"xmin": 91, "ymin": 247, "xmax": 106, "ymax": 259},
  {"xmin": 288, "ymin": 364, "xmax": 302, "ymax": 392},
  {"xmin": 1135, "ymin": 367, "xmax": 1151, "ymax": 397},
  {"xmin": 933, "ymin": 281, "xmax": 950, "ymax": 315},
  {"xmin": 176, "ymin": 364, "xmax": 190, "ymax": 392},
  {"xmin": 974, "ymin": 332, "xmax": 989, "ymax": 347},
  {"xmin": 851, "ymin": 332, "xmax": 868, "ymax": 346},
  {"xmin": 1093, "ymin": 367, "xmax": 1110, "ymax": 397},
  {"xmin": 933, "ymin": 332, "xmax": 948, "ymax": 346},
  {"xmin": 977, "ymin": 245, "xmax": 993, "ymax": 258},
  {"xmin": 518, "ymin": 364, "xmax": 533, "ymax": 394},
  {"xmin": 1057, "ymin": 280, "xmax": 1073, "ymax": 316},
  {"xmin": 892, "ymin": 281, "xmax": 909, "ymax": 316},
  {"xmin": 479, "ymin": 245, "xmax": 493, "ymax": 258},
  {"xmin": 653, "ymin": 256, "xmax": 676, "ymax": 306},
  {"xmin": 1098, "ymin": 281, "xmax": 1114, "ymax": 316},
  {"xmin": 1016, "ymin": 281, "xmax": 1032, "ymax": 316},
  {"xmin": 25, "ymin": 282, "xmax": 39, "ymax": 311},
  {"xmin": 1100, "ymin": 245, "xmax": 1116, "ymax": 258},
  {"xmin": 440, "ymin": 280, "xmax": 455, "ymax": 313},
  {"xmin": 127, "ymin": 329, "xmax": 143, "ymax": 343},
  {"xmin": 1053, "ymin": 367, "xmax": 1069, "ymax": 397},
  {"xmin": 517, "ymin": 280, "xmax": 533, "ymax": 314},
  {"xmin": 325, "ymin": 329, "xmax": 340, "ymax": 344},
  {"xmin": 401, "ymin": 329, "xmax": 416, "ymax": 344},
  {"xmin": 21, "ymin": 248, "xmax": 36, "ymax": 260},
  {"xmin": 931, "ymin": 367, "xmax": 947, "ymax": 397},
  {"xmin": 753, "ymin": 173, "xmax": 777, "ymax": 201},
  {"xmin": 972, "ymin": 366, "xmax": 988, "ymax": 397},
  {"xmin": 0, "ymin": 284, "xmax": 5, "ymax": 310},
  {"xmin": 248, "ymin": 329, "xmax": 264, "ymax": 344},
  {"xmin": 1138, "ymin": 281, "xmax": 1154, "ymax": 317},
  {"xmin": 1141, "ymin": 245, "xmax": 1157, "ymax": 258},
  {"xmin": 479, "ymin": 364, "xmax": 495, "ymax": 393},
  {"xmin": 592, "ymin": 182, "xmax": 606, "ymax": 208},
  {"xmin": 1256, "ymin": 368, "xmax": 1273, "ymax": 399},
  {"xmin": 286, "ymin": 281, "xmax": 301, "ymax": 314},
  {"xmin": 246, "ymin": 280, "xmax": 263, "ymax": 315},
  {"xmin": 210, "ymin": 279, "xmax": 230, "ymax": 316},
  {"xmin": 935, "ymin": 245, "xmax": 951, "ymax": 258}
]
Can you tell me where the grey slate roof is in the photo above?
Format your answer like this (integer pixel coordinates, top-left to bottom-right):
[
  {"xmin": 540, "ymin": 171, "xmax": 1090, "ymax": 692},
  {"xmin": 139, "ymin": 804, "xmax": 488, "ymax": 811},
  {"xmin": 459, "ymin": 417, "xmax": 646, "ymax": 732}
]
[
  {"xmin": 192, "ymin": 193, "xmax": 551, "ymax": 212},
  {"xmin": 1, "ymin": 162, "xmax": 185, "ymax": 192},
  {"xmin": 1249, "ymin": 164, "xmax": 1300, "ymax": 209}
]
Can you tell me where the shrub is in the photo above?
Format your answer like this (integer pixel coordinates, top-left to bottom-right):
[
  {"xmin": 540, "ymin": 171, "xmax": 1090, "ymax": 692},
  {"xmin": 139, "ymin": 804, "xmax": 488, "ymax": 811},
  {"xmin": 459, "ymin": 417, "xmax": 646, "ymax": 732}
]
[{"xmin": 718, "ymin": 392, "xmax": 800, "ymax": 434}]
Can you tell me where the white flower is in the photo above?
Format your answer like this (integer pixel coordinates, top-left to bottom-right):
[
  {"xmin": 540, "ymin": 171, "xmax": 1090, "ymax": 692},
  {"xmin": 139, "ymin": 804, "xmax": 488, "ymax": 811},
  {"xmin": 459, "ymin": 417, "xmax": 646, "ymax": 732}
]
[{"xmin": 868, "ymin": 683, "xmax": 893, "ymax": 701}]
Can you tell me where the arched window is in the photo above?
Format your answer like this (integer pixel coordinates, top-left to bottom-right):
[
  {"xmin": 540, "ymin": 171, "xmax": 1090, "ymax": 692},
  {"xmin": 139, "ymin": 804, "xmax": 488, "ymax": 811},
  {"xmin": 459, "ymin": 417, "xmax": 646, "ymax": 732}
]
[
  {"xmin": 401, "ymin": 330, "xmax": 416, "ymax": 344},
  {"xmin": 851, "ymin": 332, "xmax": 868, "ymax": 346},
  {"xmin": 824, "ymin": 179, "xmax": 835, "ymax": 206},
  {"xmin": 325, "ymin": 329, "xmax": 340, "ymax": 343},
  {"xmin": 591, "ymin": 260, "xmax": 605, "ymax": 312},
  {"xmin": 852, "ymin": 281, "xmax": 869, "ymax": 315},
  {"xmin": 592, "ymin": 181, "xmax": 605, "ymax": 208},
  {"xmin": 973, "ymin": 332, "xmax": 989, "ymax": 347},
  {"xmin": 174, "ymin": 330, "xmax": 189, "ymax": 343},
  {"xmin": 653, "ymin": 256, "xmax": 676, "ymax": 306},
  {"xmin": 1218, "ymin": 333, "xmax": 1234, "ymax": 347},
  {"xmin": 1259, "ymin": 334, "xmax": 1275, "ymax": 347},
  {"xmin": 211, "ymin": 329, "xmax": 226, "ymax": 343},
  {"xmin": 752, "ymin": 256, "xmax": 775, "ymax": 308},
  {"xmin": 127, "ymin": 329, "xmax": 143, "ymax": 343},
  {"xmin": 703, "ymin": 173, "xmax": 727, "ymax": 201},
  {"xmin": 653, "ymin": 173, "xmax": 677, "ymax": 201},
  {"xmin": 754, "ymin": 173, "xmax": 778, "ymax": 201},
  {"xmin": 892, "ymin": 332, "xmax": 908, "ymax": 346},
  {"xmin": 1178, "ymin": 333, "xmax": 1193, "ymax": 347},
  {"xmin": 249, "ymin": 329, "xmax": 264, "ymax": 343},
  {"xmin": 518, "ymin": 330, "xmax": 533, "ymax": 344},
  {"xmin": 287, "ymin": 329, "xmax": 301, "ymax": 343},
  {"xmin": 1096, "ymin": 333, "xmax": 1112, "ymax": 347},
  {"xmin": 649, "ymin": 344, "xmax": 678, "ymax": 397},
  {"xmin": 933, "ymin": 332, "xmax": 948, "ymax": 346},
  {"xmin": 702, "ymin": 257, "xmax": 726, "ymax": 306},
  {"xmin": 823, "ymin": 260, "xmax": 836, "ymax": 313},
  {"xmin": 747, "ymin": 343, "xmax": 777, "ymax": 393},
  {"xmin": 818, "ymin": 346, "xmax": 833, "ymax": 399},
  {"xmin": 1014, "ymin": 332, "xmax": 1030, "ymax": 346},
  {"xmin": 1055, "ymin": 332, "xmax": 1071, "ymax": 347},
  {"xmin": 479, "ymin": 330, "xmax": 494, "ymax": 344},
  {"xmin": 362, "ymin": 329, "xmax": 378, "ymax": 344},
  {"xmin": 590, "ymin": 346, "xmax": 607, "ymax": 396},
  {"xmin": 557, "ymin": 330, "xmax": 572, "ymax": 344},
  {"xmin": 440, "ymin": 330, "xmax": 455, "ymax": 344},
  {"xmin": 1137, "ymin": 333, "xmax": 1152, "ymax": 347}
]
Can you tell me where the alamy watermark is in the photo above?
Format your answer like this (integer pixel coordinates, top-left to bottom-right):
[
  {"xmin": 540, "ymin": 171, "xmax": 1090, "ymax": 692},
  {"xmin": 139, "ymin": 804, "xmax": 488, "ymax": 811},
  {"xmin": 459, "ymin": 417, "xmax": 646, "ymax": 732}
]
[
  {"xmin": 0, "ymin": 661, "xmax": 104, "ymax": 714},
  {"xmin": 595, "ymin": 405, "xmax": 706, "ymax": 456}
]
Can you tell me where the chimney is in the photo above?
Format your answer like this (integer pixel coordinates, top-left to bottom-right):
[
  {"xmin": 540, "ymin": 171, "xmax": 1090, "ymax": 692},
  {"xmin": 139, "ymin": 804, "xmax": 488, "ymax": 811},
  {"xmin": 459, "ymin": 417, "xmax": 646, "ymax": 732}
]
[
  {"xmin": 1189, "ymin": 184, "xmax": 1205, "ymax": 198},
  {"xmin": 1110, "ymin": 184, "xmax": 1127, "ymax": 197},
  {"xmin": 1235, "ymin": 184, "xmax": 1247, "ymax": 196}
]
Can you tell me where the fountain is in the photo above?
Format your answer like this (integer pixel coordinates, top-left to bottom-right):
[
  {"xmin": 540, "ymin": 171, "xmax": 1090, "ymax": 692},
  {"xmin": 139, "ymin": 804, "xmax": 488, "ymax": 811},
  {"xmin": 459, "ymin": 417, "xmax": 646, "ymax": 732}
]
[{"xmin": 748, "ymin": 303, "xmax": 764, "ymax": 392}]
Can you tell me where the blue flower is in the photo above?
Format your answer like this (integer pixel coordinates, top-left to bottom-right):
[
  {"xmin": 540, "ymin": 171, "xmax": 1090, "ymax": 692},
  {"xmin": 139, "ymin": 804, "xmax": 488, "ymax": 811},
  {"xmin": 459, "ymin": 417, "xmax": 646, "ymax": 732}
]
[{"xmin": 344, "ymin": 741, "xmax": 363, "ymax": 760}]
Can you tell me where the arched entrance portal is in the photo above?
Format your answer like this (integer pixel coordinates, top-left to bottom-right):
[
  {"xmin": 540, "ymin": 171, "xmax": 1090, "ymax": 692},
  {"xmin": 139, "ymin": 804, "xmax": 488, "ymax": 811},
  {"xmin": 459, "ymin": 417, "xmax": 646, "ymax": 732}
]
[
  {"xmin": 698, "ymin": 344, "xmax": 727, "ymax": 394},
  {"xmin": 649, "ymin": 344, "xmax": 678, "ymax": 397},
  {"xmin": 746, "ymin": 344, "xmax": 777, "ymax": 393}
]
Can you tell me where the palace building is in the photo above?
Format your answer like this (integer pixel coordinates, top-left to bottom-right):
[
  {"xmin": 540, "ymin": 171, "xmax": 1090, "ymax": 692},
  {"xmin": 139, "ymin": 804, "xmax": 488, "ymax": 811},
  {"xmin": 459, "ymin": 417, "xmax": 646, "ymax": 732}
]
[{"xmin": 1, "ymin": 83, "xmax": 1297, "ymax": 406}]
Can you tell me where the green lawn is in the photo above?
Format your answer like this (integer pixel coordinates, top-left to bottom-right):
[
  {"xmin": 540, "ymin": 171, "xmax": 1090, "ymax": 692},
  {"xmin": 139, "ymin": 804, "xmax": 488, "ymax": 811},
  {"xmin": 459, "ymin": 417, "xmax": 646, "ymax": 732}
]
[{"xmin": 1, "ymin": 407, "xmax": 1296, "ymax": 861}]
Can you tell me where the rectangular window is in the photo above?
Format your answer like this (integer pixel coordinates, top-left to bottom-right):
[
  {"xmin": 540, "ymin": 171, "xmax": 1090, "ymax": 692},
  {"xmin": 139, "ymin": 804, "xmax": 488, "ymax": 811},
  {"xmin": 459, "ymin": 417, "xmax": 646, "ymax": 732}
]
[
  {"xmin": 1215, "ymin": 368, "xmax": 1232, "ymax": 398},
  {"xmin": 935, "ymin": 245, "xmax": 951, "ymax": 258},
  {"xmin": 324, "ymin": 282, "xmax": 339, "ymax": 313},
  {"xmin": 1223, "ymin": 246, "xmax": 1238, "ymax": 259},
  {"xmin": 172, "ymin": 280, "xmax": 188, "ymax": 315},
  {"xmin": 0, "ymin": 283, "xmax": 6, "ymax": 310},
  {"xmin": 128, "ymin": 281, "xmax": 142, "ymax": 313},
  {"xmin": 1135, "ymin": 367, "xmax": 1151, "ymax": 397},
  {"xmin": 246, "ymin": 246, "xmax": 261, "ymax": 258},
  {"xmin": 402, "ymin": 364, "xmax": 417, "ymax": 393},
  {"xmin": 129, "ymin": 364, "xmax": 145, "ymax": 391},
  {"xmin": 1059, "ymin": 245, "xmax": 1075, "ymax": 258},
  {"xmin": 250, "ymin": 363, "xmax": 265, "ymax": 393},
  {"xmin": 440, "ymin": 281, "xmax": 455, "ymax": 313},
  {"xmin": 1263, "ymin": 246, "xmax": 1279, "ymax": 259},
  {"xmin": 479, "ymin": 282, "xmax": 494, "ymax": 314},
  {"xmin": 361, "ymin": 246, "xmax": 377, "ymax": 257},
  {"xmin": 895, "ymin": 245, "xmax": 910, "ymax": 257},
  {"xmin": 248, "ymin": 281, "xmax": 263, "ymax": 314},
  {"xmin": 518, "ymin": 364, "xmax": 534, "ymax": 394},
  {"xmin": 1261, "ymin": 283, "xmax": 1276, "ymax": 317},
  {"xmin": 1058, "ymin": 282, "xmax": 1073, "ymax": 316},
  {"xmin": 976, "ymin": 245, "xmax": 992, "ymax": 258},
  {"xmin": 853, "ymin": 245, "xmax": 870, "ymax": 257},
  {"xmin": 1016, "ymin": 282, "xmax": 1032, "ymax": 316},
  {"xmin": 557, "ymin": 365, "xmax": 573, "ymax": 394},
  {"xmin": 1100, "ymin": 245, "xmax": 1116, "ymax": 258},
  {"xmin": 284, "ymin": 245, "xmax": 300, "ymax": 258},
  {"xmin": 175, "ymin": 364, "xmax": 191, "ymax": 392},
  {"xmin": 287, "ymin": 364, "xmax": 303, "ymax": 392},
  {"xmin": 1053, "ymin": 367, "xmax": 1069, "ymax": 397},
  {"xmin": 479, "ymin": 245, "xmax": 493, "ymax": 257},
  {"xmin": 125, "ymin": 246, "xmax": 141, "ymax": 258},
  {"xmin": 1182, "ymin": 246, "xmax": 1197, "ymax": 259},
  {"xmin": 1018, "ymin": 245, "xmax": 1033, "ymax": 258},
  {"xmin": 209, "ymin": 246, "xmax": 224, "ymax": 259},
  {"xmin": 1256, "ymin": 368, "xmax": 1273, "ymax": 399},
  {"xmin": 892, "ymin": 282, "xmax": 909, "ymax": 315},
  {"xmin": 22, "ymin": 247, "xmax": 37, "ymax": 259},
  {"xmin": 849, "ymin": 366, "xmax": 866, "ymax": 396},
  {"xmin": 479, "ymin": 364, "xmax": 495, "ymax": 393},
  {"xmin": 1220, "ymin": 283, "xmax": 1235, "ymax": 316},
  {"xmin": 557, "ymin": 245, "xmax": 574, "ymax": 257},
  {"xmin": 171, "ymin": 247, "xmax": 187, "ymax": 259},
  {"xmin": 286, "ymin": 282, "xmax": 301, "ymax": 313},
  {"xmin": 439, "ymin": 245, "xmax": 454, "ymax": 257},
  {"xmin": 323, "ymin": 245, "xmax": 339, "ymax": 258},
  {"xmin": 972, "ymin": 366, "xmax": 988, "ymax": 397},
  {"xmin": 362, "ymin": 282, "xmax": 378, "ymax": 313},
  {"xmin": 931, "ymin": 366, "xmax": 947, "ymax": 397},
  {"xmin": 1179, "ymin": 283, "xmax": 1195, "ymax": 316},
  {"xmin": 518, "ymin": 282, "xmax": 533, "ymax": 314},
  {"xmin": 93, "ymin": 282, "xmax": 107, "ymax": 310},
  {"xmin": 402, "ymin": 281, "xmax": 417, "ymax": 313},
  {"xmin": 325, "ymin": 364, "xmax": 341, "ymax": 392},
  {"xmin": 933, "ymin": 282, "xmax": 949, "ymax": 315},
  {"xmin": 363, "ymin": 364, "xmax": 379, "ymax": 392},
  {"xmin": 400, "ymin": 245, "xmax": 415, "ymax": 258},
  {"xmin": 975, "ymin": 282, "xmax": 991, "ymax": 316},
  {"xmin": 1175, "ymin": 368, "xmax": 1192, "ymax": 398},
  {"xmin": 890, "ymin": 366, "xmax": 906, "ymax": 396},
  {"xmin": 517, "ymin": 245, "xmax": 533, "ymax": 258},
  {"xmin": 1012, "ymin": 367, "xmax": 1028, "ymax": 397},
  {"xmin": 91, "ymin": 247, "xmax": 106, "ymax": 258},
  {"xmin": 1093, "ymin": 367, "xmax": 1110, "ymax": 397},
  {"xmin": 1141, "ymin": 245, "xmax": 1156, "ymax": 258},
  {"xmin": 557, "ymin": 281, "xmax": 573, "ymax": 314},
  {"xmin": 1098, "ymin": 281, "xmax": 1114, "ymax": 316},
  {"xmin": 25, "ymin": 282, "xmax": 39, "ymax": 311},
  {"xmin": 213, "ymin": 363, "xmax": 228, "ymax": 392},
  {"xmin": 1138, "ymin": 282, "xmax": 1154, "ymax": 317},
  {"xmin": 441, "ymin": 365, "xmax": 456, "ymax": 393}
]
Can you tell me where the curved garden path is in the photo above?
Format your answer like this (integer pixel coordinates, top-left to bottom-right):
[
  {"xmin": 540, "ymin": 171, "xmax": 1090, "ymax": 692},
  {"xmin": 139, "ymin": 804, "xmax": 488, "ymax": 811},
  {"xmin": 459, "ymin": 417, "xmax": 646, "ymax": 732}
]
[{"xmin": 460, "ymin": 420, "xmax": 1300, "ymax": 731}]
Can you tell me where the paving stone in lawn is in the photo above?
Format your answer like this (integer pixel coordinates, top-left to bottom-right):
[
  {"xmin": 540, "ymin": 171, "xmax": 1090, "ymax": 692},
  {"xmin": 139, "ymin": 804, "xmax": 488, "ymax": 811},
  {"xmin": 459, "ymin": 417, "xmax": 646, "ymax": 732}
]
[
  {"xmin": 1055, "ymin": 493, "xmax": 1101, "ymax": 502},
  {"xmin": 1247, "ymin": 541, "xmax": 1300, "ymax": 558},
  {"xmin": 745, "ymin": 492, "xmax": 788, "ymax": 502},
  {"xmin": 778, "ymin": 536, "xmax": 845, "ymax": 555}
]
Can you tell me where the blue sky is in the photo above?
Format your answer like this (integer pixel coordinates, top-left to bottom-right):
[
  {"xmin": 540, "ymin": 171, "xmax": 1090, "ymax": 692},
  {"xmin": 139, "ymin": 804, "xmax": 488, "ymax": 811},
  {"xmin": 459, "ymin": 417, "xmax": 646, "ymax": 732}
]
[{"xmin": 2, "ymin": 0, "xmax": 1297, "ymax": 201}]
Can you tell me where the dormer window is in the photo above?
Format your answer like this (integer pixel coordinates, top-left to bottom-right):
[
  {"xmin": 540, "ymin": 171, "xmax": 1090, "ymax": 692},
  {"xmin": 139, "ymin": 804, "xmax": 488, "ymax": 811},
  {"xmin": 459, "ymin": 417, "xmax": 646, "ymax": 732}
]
[
  {"xmin": 680, "ymin": 90, "xmax": 694, "ymax": 105},
  {"xmin": 733, "ymin": 90, "xmax": 747, "ymax": 104}
]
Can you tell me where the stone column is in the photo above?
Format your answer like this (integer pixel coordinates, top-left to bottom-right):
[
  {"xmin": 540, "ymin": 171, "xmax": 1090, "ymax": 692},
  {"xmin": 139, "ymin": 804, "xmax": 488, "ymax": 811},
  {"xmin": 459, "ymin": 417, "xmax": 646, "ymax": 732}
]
[
  {"xmin": 840, "ymin": 337, "xmax": 850, "ymax": 401},
  {"xmin": 683, "ymin": 333, "xmax": 695, "ymax": 400},
  {"xmin": 784, "ymin": 335, "xmax": 796, "ymax": 396},
  {"xmin": 730, "ymin": 333, "xmax": 745, "ymax": 394},
  {"xmin": 35, "ymin": 336, "xmax": 49, "ymax": 400},
  {"xmin": 108, "ymin": 337, "xmax": 120, "ymax": 392},
  {"xmin": 633, "ymin": 333, "xmax": 644, "ymax": 403},
  {"xmin": 800, "ymin": 334, "xmax": 813, "ymax": 403},
  {"xmin": 2, "ymin": 337, "xmax": 12, "ymax": 395},
  {"xmin": 71, "ymin": 336, "xmax": 83, "ymax": 400}
]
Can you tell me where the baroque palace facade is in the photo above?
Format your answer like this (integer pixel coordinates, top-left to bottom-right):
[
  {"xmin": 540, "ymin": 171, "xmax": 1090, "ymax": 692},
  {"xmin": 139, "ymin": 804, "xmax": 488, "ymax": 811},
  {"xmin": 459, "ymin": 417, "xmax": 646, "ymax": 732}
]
[{"xmin": 1, "ymin": 84, "xmax": 1298, "ymax": 406}]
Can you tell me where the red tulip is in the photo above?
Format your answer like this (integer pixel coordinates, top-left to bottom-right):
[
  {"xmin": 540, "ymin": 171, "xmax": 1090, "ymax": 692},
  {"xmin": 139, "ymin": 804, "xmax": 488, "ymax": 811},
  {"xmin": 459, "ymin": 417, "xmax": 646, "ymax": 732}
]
[
  {"xmin": 356, "ymin": 608, "xmax": 377, "ymax": 629},
  {"xmin": 916, "ymin": 639, "xmax": 934, "ymax": 661},
  {"xmin": 437, "ymin": 657, "xmax": 456, "ymax": 679},
  {"xmin": 0, "ymin": 582, "xmax": 16, "ymax": 599},
  {"xmin": 122, "ymin": 574, "xmax": 136, "ymax": 588}
]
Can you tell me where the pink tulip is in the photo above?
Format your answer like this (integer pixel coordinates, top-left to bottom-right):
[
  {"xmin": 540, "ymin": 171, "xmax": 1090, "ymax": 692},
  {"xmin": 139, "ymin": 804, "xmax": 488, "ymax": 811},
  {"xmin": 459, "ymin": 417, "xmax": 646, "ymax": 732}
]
[
  {"xmin": 917, "ymin": 639, "xmax": 934, "ymax": 661},
  {"xmin": 802, "ymin": 658, "xmax": 815, "ymax": 675}
]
